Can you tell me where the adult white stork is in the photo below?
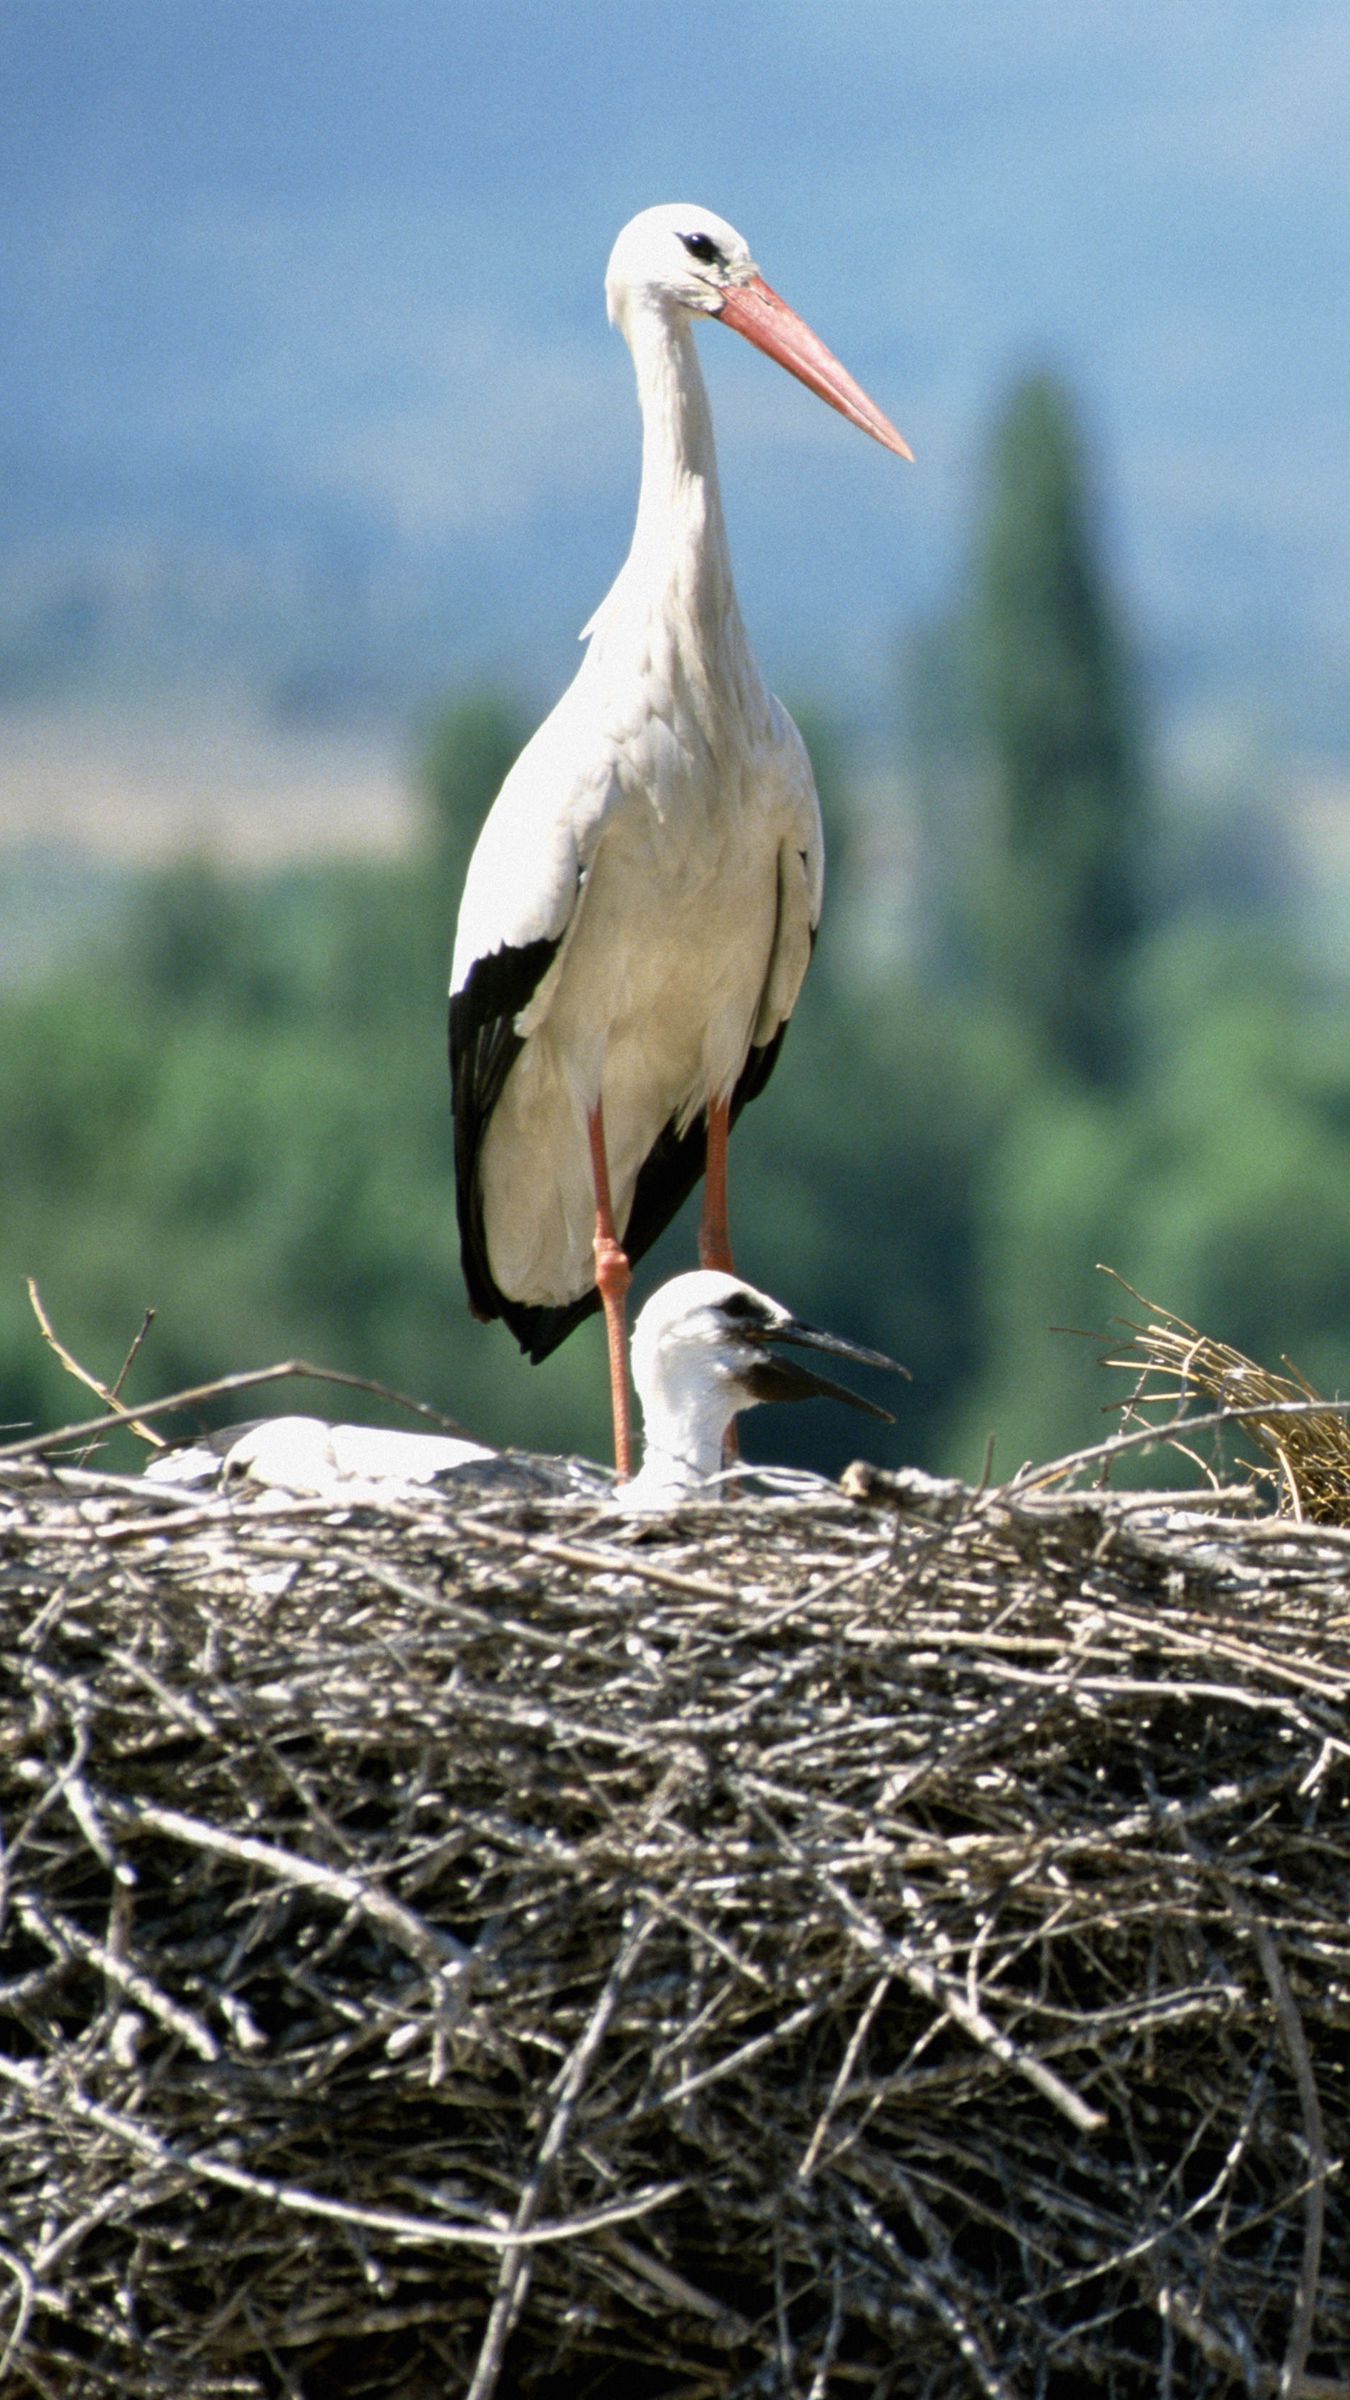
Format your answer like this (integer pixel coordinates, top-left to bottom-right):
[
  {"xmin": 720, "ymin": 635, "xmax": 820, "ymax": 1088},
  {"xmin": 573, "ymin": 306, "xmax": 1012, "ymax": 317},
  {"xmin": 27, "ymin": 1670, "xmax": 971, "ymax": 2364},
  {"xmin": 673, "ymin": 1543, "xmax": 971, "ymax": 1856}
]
[{"xmin": 450, "ymin": 203, "xmax": 910, "ymax": 1476}]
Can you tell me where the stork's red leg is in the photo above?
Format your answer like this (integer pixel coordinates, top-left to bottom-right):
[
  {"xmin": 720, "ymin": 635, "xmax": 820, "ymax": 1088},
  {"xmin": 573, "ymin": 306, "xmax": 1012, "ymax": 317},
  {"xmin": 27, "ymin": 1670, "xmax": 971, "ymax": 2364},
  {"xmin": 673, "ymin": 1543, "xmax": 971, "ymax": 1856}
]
[
  {"xmin": 587, "ymin": 1100, "xmax": 634, "ymax": 1482},
  {"xmin": 699, "ymin": 1093, "xmax": 734, "ymax": 1272},
  {"xmin": 699, "ymin": 1094, "xmax": 741, "ymax": 1468}
]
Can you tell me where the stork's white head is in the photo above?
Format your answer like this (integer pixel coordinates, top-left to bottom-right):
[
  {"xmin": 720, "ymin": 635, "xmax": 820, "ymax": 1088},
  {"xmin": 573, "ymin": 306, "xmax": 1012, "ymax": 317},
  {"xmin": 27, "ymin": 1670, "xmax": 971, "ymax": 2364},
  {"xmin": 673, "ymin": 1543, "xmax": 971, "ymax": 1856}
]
[
  {"xmin": 623, "ymin": 1269, "xmax": 905, "ymax": 1508},
  {"xmin": 604, "ymin": 204, "xmax": 913, "ymax": 460},
  {"xmin": 605, "ymin": 204, "xmax": 756, "ymax": 333}
]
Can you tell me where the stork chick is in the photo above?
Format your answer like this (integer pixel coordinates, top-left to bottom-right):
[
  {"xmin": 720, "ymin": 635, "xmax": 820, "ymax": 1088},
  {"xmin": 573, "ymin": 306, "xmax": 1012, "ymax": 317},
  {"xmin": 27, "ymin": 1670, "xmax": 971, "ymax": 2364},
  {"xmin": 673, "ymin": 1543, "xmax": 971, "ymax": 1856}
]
[{"xmin": 622, "ymin": 1269, "xmax": 904, "ymax": 1509}]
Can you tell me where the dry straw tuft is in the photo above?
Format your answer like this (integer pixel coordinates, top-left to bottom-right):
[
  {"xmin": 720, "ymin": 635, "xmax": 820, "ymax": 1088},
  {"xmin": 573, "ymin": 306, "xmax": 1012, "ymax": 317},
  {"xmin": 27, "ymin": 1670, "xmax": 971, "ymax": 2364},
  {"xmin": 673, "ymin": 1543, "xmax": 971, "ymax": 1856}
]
[
  {"xmin": 1103, "ymin": 1271, "xmax": 1350, "ymax": 1526},
  {"xmin": 2, "ymin": 1382, "xmax": 1350, "ymax": 2396}
]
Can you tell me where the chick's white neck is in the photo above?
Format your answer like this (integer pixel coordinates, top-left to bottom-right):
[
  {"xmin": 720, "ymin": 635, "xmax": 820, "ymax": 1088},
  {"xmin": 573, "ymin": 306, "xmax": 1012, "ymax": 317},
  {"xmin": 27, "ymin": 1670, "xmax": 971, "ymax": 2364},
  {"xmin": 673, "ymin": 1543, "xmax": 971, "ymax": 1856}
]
[{"xmin": 621, "ymin": 1349, "xmax": 741, "ymax": 1509}]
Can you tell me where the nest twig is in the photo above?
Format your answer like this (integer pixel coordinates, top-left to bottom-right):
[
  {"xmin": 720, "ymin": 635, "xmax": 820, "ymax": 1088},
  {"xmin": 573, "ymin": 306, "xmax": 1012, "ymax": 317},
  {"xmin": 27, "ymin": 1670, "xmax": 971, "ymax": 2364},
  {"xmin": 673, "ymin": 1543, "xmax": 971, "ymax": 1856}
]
[{"xmin": 2, "ymin": 1406, "xmax": 1350, "ymax": 2397}]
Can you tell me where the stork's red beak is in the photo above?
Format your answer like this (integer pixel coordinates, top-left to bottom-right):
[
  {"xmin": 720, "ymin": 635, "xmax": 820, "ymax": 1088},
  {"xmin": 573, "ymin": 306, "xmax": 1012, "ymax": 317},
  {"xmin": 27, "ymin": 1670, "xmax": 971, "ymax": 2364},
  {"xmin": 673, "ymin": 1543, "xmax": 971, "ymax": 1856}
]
[{"xmin": 716, "ymin": 274, "xmax": 913, "ymax": 461}]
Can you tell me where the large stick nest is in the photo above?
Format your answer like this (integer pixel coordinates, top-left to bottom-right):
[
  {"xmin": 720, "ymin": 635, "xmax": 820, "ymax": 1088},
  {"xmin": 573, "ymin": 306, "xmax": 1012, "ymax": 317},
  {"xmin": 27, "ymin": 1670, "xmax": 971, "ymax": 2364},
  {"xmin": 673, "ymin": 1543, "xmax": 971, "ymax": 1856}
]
[{"xmin": 2, "ymin": 1421, "xmax": 1350, "ymax": 2398}]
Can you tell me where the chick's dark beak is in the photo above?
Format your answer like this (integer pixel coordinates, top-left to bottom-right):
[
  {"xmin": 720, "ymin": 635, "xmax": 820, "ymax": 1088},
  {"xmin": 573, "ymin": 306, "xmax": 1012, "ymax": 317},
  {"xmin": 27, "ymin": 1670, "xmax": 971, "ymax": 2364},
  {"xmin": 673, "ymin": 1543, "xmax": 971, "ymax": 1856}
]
[{"xmin": 740, "ymin": 1314, "xmax": 907, "ymax": 1423}]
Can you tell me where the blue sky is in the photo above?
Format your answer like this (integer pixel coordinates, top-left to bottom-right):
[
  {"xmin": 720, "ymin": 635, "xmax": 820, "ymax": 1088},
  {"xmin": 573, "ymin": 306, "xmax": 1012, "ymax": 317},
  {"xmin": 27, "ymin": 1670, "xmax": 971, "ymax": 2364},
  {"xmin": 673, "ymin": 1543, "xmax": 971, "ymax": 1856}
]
[{"xmin": 2, "ymin": 0, "xmax": 1347, "ymax": 740}]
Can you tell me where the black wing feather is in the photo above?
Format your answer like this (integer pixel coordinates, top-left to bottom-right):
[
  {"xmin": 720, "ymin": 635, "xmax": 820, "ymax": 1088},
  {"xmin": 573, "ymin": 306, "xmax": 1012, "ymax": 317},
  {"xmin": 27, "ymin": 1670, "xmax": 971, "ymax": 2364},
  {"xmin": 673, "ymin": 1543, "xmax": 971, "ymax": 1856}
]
[{"xmin": 449, "ymin": 938, "xmax": 561, "ymax": 1328}]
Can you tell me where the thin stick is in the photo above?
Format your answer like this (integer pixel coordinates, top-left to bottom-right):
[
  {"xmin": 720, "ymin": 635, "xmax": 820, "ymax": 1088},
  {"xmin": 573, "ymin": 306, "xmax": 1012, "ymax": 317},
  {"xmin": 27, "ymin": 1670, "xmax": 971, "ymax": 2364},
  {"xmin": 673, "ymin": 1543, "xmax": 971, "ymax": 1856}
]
[{"xmin": 27, "ymin": 1280, "xmax": 165, "ymax": 1450}]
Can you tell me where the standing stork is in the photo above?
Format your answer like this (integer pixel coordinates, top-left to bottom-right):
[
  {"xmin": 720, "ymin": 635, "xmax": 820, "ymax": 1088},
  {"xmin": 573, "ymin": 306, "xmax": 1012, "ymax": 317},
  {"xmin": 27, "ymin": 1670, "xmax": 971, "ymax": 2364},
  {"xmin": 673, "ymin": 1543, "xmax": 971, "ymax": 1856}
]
[{"xmin": 450, "ymin": 204, "xmax": 910, "ymax": 1478}]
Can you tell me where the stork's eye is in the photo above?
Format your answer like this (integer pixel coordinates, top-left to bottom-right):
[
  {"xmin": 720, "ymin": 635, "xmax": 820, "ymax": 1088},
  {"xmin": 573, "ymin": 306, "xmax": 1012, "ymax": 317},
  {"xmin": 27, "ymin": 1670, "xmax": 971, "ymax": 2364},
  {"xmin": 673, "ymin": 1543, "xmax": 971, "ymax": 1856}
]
[
  {"xmin": 717, "ymin": 1290, "xmax": 771, "ymax": 1329},
  {"xmin": 679, "ymin": 231, "xmax": 724, "ymax": 268}
]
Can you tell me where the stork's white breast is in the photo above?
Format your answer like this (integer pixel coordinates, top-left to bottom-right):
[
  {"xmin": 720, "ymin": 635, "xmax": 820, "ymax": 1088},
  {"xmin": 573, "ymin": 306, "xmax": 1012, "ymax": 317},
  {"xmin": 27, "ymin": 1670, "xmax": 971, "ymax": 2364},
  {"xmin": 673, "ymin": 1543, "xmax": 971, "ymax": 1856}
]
[{"xmin": 480, "ymin": 711, "xmax": 816, "ymax": 1309}]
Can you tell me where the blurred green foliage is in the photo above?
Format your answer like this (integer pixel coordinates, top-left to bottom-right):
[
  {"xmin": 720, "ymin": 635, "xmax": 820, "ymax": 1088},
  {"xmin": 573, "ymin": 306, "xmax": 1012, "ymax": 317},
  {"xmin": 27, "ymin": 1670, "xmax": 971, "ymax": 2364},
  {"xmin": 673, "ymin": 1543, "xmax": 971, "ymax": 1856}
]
[{"xmin": 2, "ymin": 374, "xmax": 1346, "ymax": 1481}]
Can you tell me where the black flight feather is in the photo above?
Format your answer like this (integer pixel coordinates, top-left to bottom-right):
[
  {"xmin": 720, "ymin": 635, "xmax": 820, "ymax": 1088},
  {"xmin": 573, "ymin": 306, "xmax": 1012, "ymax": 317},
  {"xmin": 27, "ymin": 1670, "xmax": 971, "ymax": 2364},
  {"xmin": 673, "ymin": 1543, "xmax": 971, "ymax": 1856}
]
[{"xmin": 449, "ymin": 936, "xmax": 561, "ymax": 1327}]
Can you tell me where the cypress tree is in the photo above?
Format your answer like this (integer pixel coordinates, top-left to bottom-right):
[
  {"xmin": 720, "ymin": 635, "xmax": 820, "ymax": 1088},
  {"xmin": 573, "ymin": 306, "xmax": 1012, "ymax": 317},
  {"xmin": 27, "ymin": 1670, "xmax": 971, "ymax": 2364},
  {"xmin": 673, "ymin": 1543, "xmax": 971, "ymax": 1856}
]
[{"xmin": 970, "ymin": 373, "xmax": 1147, "ymax": 1086}]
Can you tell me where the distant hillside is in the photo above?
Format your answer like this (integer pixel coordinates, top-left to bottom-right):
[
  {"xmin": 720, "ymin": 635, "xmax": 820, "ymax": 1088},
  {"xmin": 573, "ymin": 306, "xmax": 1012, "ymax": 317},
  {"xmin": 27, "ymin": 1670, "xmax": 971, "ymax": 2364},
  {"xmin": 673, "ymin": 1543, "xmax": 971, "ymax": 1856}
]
[{"xmin": 3, "ymin": 1, "xmax": 1347, "ymax": 753}]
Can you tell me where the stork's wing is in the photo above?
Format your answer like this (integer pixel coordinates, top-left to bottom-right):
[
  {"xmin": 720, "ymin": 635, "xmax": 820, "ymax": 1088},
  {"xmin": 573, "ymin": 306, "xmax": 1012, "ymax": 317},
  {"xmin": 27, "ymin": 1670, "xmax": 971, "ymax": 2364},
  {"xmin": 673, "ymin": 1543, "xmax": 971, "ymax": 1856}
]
[
  {"xmin": 449, "ymin": 717, "xmax": 619, "ymax": 1327},
  {"xmin": 450, "ymin": 935, "xmax": 564, "ymax": 1323}
]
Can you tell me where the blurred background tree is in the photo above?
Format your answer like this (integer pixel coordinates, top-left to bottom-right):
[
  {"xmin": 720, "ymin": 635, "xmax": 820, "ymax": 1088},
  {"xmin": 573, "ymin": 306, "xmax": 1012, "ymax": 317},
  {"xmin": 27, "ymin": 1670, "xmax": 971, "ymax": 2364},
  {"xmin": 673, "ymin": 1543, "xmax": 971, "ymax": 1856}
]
[
  {"xmin": 969, "ymin": 374, "xmax": 1150, "ymax": 1091},
  {"xmin": 2, "ymin": 373, "xmax": 1346, "ymax": 1484}
]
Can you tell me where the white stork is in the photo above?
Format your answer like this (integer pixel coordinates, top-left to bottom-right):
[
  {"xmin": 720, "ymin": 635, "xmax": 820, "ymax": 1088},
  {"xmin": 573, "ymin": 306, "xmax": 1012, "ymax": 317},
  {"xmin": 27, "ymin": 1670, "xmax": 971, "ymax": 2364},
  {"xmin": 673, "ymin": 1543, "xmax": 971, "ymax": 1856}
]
[
  {"xmin": 450, "ymin": 204, "xmax": 910, "ymax": 1476},
  {"xmin": 621, "ymin": 1269, "xmax": 903, "ymax": 1509}
]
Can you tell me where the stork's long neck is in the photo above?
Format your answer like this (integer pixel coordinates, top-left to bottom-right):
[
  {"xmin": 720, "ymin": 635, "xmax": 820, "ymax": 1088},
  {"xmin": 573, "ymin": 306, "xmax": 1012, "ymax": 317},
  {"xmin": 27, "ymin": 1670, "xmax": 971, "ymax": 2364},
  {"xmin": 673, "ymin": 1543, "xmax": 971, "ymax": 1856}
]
[
  {"xmin": 630, "ymin": 306, "xmax": 731, "ymax": 607},
  {"xmin": 592, "ymin": 300, "xmax": 755, "ymax": 683}
]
